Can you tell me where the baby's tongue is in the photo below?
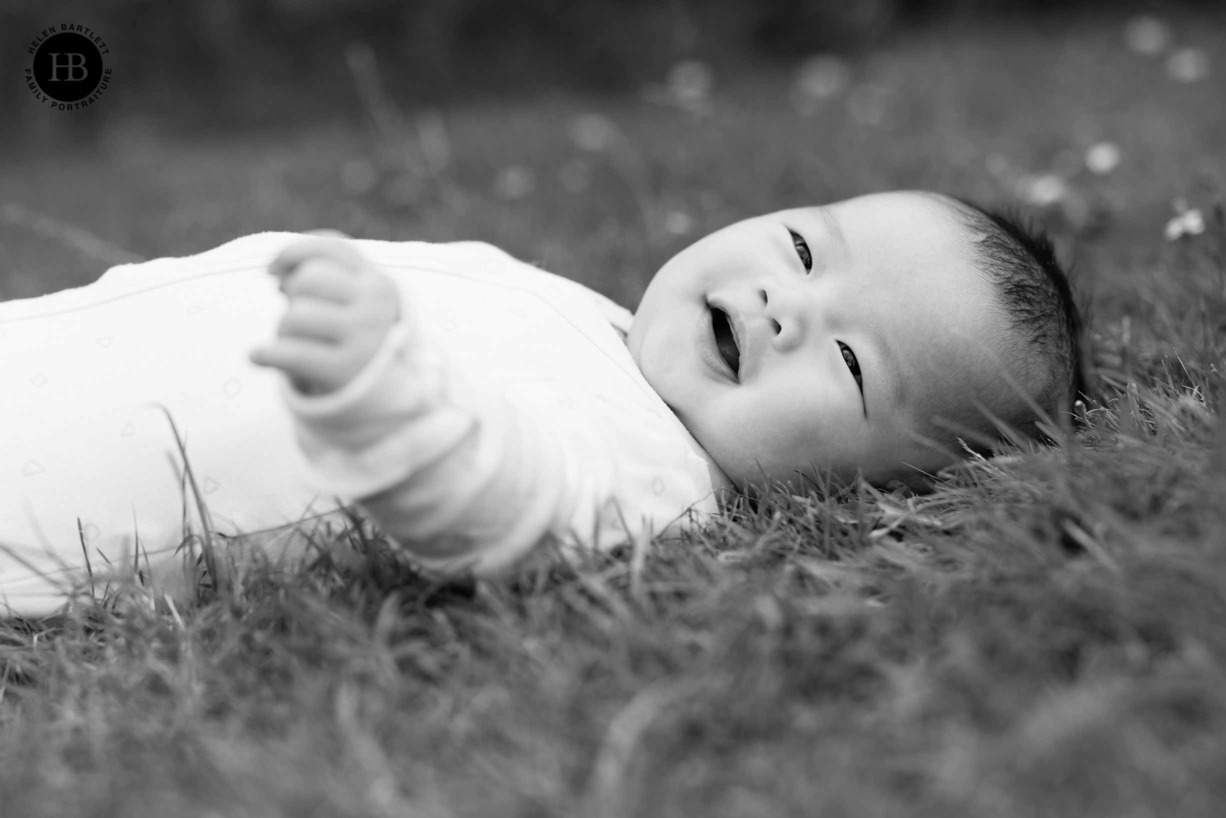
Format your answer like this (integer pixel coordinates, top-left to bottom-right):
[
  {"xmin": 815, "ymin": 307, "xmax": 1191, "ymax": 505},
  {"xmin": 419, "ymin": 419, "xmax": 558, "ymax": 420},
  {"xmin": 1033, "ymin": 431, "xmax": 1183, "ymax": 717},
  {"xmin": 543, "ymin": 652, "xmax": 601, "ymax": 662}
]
[{"xmin": 717, "ymin": 334, "xmax": 738, "ymax": 373}]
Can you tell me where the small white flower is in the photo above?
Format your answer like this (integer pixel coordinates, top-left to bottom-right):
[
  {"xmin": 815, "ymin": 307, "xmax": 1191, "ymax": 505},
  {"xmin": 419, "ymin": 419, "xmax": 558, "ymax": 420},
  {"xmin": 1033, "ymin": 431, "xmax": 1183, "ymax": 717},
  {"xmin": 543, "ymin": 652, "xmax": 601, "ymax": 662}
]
[
  {"xmin": 569, "ymin": 113, "xmax": 617, "ymax": 152},
  {"xmin": 667, "ymin": 60, "xmax": 714, "ymax": 104},
  {"xmin": 1164, "ymin": 209, "xmax": 1205, "ymax": 241},
  {"xmin": 664, "ymin": 211, "xmax": 694, "ymax": 235},
  {"xmin": 794, "ymin": 55, "xmax": 852, "ymax": 100},
  {"xmin": 1166, "ymin": 47, "xmax": 1210, "ymax": 83},
  {"xmin": 493, "ymin": 166, "xmax": 535, "ymax": 200},
  {"xmin": 1123, "ymin": 15, "xmax": 1171, "ymax": 56},
  {"xmin": 1084, "ymin": 141, "xmax": 1122, "ymax": 175},
  {"xmin": 1017, "ymin": 173, "xmax": 1069, "ymax": 207}
]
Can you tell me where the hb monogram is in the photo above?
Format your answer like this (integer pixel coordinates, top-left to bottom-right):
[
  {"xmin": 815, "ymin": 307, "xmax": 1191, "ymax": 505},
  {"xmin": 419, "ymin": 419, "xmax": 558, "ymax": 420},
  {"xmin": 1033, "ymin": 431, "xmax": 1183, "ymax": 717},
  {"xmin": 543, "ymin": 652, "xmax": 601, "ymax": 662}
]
[
  {"xmin": 47, "ymin": 52, "xmax": 89, "ymax": 82},
  {"xmin": 27, "ymin": 28, "xmax": 111, "ymax": 107}
]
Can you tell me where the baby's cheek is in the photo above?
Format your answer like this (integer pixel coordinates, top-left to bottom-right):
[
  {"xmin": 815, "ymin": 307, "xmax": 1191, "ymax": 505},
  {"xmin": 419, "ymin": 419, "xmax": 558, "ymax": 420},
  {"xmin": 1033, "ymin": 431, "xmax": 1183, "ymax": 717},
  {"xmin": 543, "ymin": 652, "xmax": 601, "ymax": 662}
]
[{"xmin": 705, "ymin": 394, "xmax": 784, "ymax": 476}]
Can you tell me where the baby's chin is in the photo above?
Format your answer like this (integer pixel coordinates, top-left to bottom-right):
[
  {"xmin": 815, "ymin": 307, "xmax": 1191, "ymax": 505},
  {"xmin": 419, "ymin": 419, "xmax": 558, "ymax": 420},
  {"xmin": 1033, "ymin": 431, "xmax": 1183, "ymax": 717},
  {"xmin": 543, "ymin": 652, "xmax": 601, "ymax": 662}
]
[
  {"xmin": 722, "ymin": 447, "xmax": 959, "ymax": 496},
  {"xmin": 859, "ymin": 446, "xmax": 970, "ymax": 493},
  {"xmin": 718, "ymin": 460, "xmax": 858, "ymax": 495}
]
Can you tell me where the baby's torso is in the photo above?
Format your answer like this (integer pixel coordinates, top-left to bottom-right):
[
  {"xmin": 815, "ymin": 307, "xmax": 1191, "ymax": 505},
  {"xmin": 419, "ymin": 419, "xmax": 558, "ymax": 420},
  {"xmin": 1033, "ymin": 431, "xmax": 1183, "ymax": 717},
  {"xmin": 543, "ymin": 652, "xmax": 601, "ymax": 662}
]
[
  {"xmin": 2, "ymin": 232, "xmax": 664, "ymax": 421},
  {"xmin": 355, "ymin": 238, "xmax": 652, "ymax": 410},
  {"xmin": 0, "ymin": 234, "xmax": 709, "ymax": 615}
]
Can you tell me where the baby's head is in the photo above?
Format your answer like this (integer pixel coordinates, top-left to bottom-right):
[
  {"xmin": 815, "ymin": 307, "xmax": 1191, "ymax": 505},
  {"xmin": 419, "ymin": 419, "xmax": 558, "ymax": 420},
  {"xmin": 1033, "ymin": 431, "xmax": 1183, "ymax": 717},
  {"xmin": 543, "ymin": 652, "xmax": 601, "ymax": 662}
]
[{"xmin": 626, "ymin": 190, "xmax": 1086, "ymax": 492}]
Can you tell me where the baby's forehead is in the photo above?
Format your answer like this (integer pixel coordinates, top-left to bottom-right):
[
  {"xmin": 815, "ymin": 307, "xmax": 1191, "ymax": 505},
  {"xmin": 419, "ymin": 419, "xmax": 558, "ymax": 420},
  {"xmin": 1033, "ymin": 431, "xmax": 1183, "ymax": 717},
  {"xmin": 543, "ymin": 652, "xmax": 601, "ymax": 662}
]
[
  {"xmin": 830, "ymin": 190, "xmax": 969, "ymax": 227},
  {"xmin": 770, "ymin": 194, "xmax": 970, "ymax": 250},
  {"xmin": 841, "ymin": 196, "xmax": 981, "ymax": 266},
  {"xmin": 756, "ymin": 193, "xmax": 991, "ymax": 302}
]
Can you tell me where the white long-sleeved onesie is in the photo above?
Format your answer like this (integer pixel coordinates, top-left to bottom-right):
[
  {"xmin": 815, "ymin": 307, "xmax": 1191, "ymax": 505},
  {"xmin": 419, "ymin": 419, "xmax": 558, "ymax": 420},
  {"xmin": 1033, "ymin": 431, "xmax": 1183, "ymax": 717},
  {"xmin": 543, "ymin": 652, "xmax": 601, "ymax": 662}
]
[{"xmin": 1, "ymin": 234, "xmax": 719, "ymax": 617}]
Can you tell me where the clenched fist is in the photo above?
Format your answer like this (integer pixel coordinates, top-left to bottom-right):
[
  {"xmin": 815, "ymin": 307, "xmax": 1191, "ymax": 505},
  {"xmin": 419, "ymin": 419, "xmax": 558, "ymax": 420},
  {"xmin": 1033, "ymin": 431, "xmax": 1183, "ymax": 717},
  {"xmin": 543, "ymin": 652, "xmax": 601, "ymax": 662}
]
[{"xmin": 249, "ymin": 234, "xmax": 401, "ymax": 396}]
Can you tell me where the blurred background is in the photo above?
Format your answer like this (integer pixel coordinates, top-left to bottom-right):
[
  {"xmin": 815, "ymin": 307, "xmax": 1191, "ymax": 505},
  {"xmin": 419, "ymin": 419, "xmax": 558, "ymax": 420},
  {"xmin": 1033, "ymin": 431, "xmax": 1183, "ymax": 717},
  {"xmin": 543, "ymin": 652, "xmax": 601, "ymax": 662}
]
[
  {"xmin": 2, "ymin": 0, "xmax": 1224, "ymax": 323},
  {"xmin": 2, "ymin": 0, "xmax": 1220, "ymax": 136}
]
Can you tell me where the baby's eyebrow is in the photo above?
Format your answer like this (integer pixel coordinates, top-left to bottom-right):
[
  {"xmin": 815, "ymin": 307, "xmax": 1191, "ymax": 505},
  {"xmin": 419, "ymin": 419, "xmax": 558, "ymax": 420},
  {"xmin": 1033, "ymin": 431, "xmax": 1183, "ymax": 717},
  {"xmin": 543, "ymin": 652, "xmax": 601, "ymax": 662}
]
[{"xmin": 818, "ymin": 208, "xmax": 852, "ymax": 262}]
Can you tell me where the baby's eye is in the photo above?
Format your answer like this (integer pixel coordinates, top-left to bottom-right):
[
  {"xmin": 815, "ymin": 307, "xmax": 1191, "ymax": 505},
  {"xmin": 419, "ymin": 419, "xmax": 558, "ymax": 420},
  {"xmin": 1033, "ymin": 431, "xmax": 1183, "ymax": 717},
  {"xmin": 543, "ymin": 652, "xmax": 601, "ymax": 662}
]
[
  {"xmin": 838, "ymin": 341, "xmax": 863, "ymax": 393},
  {"xmin": 788, "ymin": 228, "xmax": 812, "ymax": 272}
]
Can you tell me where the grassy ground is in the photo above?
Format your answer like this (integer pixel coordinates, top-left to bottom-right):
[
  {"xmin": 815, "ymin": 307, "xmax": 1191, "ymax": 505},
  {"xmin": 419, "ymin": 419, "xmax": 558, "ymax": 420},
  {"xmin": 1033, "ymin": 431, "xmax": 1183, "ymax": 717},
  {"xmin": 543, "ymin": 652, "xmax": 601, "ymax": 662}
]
[{"xmin": 3, "ymin": 10, "xmax": 1226, "ymax": 817}]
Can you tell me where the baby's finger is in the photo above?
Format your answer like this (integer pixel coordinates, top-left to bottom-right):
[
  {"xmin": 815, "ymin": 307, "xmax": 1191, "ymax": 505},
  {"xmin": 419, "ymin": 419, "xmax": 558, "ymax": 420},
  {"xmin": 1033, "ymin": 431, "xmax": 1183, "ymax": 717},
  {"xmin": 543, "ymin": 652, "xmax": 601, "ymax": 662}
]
[
  {"xmin": 249, "ymin": 337, "xmax": 318, "ymax": 372},
  {"xmin": 276, "ymin": 299, "xmax": 351, "ymax": 344},
  {"xmin": 282, "ymin": 259, "xmax": 359, "ymax": 303},
  {"xmin": 269, "ymin": 236, "xmax": 367, "ymax": 281},
  {"xmin": 248, "ymin": 337, "xmax": 347, "ymax": 392}
]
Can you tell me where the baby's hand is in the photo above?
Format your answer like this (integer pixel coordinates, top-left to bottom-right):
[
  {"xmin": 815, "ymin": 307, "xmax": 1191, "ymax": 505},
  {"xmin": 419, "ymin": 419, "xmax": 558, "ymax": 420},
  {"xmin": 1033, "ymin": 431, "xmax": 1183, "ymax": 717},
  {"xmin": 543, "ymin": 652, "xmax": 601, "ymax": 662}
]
[{"xmin": 249, "ymin": 234, "xmax": 401, "ymax": 396}]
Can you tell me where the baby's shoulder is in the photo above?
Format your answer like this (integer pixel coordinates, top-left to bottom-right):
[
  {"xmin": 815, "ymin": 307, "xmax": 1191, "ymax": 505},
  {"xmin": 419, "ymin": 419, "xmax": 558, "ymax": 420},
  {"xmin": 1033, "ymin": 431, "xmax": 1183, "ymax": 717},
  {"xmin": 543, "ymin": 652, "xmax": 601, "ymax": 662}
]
[
  {"xmin": 92, "ymin": 231, "xmax": 306, "ymax": 289},
  {"xmin": 355, "ymin": 238, "xmax": 524, "ymax": 272},
  {"xmin": 360, "ymin": 238, "xmax": 605, "ymax": 300}
]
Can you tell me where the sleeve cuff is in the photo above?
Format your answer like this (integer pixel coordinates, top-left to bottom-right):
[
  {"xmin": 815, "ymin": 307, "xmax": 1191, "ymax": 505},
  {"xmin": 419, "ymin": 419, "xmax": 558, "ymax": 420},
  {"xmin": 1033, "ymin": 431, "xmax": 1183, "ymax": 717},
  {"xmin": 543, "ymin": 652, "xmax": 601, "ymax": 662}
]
[
  {"xmin": 275, "ymin": 299, "xmax": 479, "ymax": 499},
  {"xmin": 280, "ymin": 319, "xmax": 416, "ymax": 423}
]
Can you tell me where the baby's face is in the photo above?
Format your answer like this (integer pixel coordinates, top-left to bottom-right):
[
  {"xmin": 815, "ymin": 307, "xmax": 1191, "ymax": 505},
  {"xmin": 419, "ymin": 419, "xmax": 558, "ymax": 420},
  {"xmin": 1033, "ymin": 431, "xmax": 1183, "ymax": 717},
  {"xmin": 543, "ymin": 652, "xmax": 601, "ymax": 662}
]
[{"xmin": 627, "ymin": 191, "xmax": 1005, "ymax": 489}]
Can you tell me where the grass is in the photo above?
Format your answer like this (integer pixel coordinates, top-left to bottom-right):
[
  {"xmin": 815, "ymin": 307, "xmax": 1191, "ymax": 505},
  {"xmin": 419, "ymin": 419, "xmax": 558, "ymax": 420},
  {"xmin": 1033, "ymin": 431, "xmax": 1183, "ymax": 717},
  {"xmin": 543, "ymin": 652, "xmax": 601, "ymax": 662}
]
[{"xmin": 3, "ymin": 9, "xmax": 1226, "ymax": 817}]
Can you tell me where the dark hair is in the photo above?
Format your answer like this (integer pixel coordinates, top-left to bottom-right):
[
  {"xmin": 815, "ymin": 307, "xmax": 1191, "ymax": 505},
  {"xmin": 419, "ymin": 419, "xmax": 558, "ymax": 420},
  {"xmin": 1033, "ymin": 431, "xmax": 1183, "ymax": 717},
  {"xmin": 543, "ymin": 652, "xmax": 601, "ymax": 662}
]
[{"xmin": 946, "ymin": 196, "xmax": 1090, "ymax": 449}]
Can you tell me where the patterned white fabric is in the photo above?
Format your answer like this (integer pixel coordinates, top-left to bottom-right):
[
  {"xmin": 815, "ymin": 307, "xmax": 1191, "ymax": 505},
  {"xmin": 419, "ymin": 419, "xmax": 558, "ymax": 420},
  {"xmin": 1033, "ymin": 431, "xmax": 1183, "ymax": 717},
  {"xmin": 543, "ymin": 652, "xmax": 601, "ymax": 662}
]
[{"xmin": 0, "ymin": 234, "xmax": 718, "ymax": 616}]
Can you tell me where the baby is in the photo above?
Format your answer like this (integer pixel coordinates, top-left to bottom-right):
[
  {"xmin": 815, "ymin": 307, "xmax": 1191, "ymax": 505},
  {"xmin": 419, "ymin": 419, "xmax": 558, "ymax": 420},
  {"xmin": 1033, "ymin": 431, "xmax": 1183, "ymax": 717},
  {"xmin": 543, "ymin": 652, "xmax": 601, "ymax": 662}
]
[{"xmin": 0, "ymin": 191, "xmax": 1085, "ymax": 616}]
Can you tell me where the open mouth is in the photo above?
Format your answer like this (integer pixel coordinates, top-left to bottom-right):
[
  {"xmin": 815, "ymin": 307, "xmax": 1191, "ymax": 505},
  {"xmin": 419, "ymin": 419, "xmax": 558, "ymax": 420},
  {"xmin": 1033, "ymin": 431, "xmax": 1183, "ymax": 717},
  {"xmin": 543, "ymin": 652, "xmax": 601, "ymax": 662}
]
[{"xmin": 710, "ymin": 305, "xmax": 740, "ymax": 378}]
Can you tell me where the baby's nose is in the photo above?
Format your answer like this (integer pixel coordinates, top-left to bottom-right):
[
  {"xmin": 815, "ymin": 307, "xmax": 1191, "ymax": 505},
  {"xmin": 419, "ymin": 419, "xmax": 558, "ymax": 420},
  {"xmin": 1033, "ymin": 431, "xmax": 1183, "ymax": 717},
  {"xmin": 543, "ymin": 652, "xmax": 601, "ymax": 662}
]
[
  {"xmin": 761, "ymin": 285, "xmax": 812, "ymax": 349},
  {"xmin": 757, "ymin": 288, "xmax": 784, "ymax": 336}
]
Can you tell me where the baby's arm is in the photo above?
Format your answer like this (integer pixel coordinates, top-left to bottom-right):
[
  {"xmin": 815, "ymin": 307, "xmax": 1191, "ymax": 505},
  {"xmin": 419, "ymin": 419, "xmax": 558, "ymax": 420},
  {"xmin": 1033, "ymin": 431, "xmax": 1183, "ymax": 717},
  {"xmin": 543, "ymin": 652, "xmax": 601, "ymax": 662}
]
[
  {"xmin": 249, "ymin": 235, "xmax": 401, "ymax": 396},
  {"xmin": 249, "ymin": 236, "xmax": 570, "ymax": 571},
  {"xmin": 251, "ymin": 237, "xmax": 710, "ymax": 576}
]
